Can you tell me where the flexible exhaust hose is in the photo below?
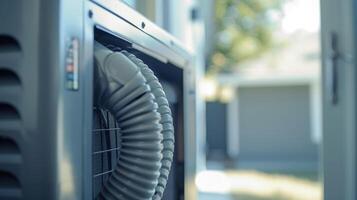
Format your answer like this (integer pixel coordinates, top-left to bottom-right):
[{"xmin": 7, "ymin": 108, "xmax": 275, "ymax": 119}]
[
  {"xmin": 122, "ymin": 51, "xmax": 175, "ymax": 200},
  {"xmin": 93, "ymin": 42, "xmax": 174, "ymax": 200}
]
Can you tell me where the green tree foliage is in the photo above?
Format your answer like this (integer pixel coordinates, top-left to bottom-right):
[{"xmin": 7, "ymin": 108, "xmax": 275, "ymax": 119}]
[{"xmin": 209, "ymin": 0, "xmax": 284, "ymax": 74}]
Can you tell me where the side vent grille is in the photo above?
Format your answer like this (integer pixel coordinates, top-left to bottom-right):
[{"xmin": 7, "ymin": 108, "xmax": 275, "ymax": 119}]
[
  {"xmin": 0, "ymin": 34, "xmax": 22, "ymax": 199},
  {"xmin": 0, "ymin": 35, "xmax": 21, "ymax": 53},
  {"xmin": 0, "ymin": 105, "xmax": 22, "ymax": 199}
]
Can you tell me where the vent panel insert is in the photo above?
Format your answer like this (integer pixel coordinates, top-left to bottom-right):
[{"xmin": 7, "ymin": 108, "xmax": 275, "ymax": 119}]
[
  {"xmin": 92, "ymin": 108, "xmax": 121, "ymax": 199},
  {"xmin": 0, "ymin": 35, "xmax": 21, "ymax": 53}
]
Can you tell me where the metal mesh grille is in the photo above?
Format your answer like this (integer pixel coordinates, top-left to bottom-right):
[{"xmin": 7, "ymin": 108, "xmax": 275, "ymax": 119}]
[{"xmin": 92, "ymin": 107, "xmax": 121, "ymax": 199}]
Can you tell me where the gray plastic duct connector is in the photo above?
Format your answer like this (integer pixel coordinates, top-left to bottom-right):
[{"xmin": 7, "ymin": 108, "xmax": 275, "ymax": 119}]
[{"xmin": 94, "ymin": 42, "xmax": 169, "ymax": 200}]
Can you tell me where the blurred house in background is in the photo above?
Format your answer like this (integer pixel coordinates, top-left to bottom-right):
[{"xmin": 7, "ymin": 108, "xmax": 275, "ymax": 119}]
[
  {"xmin": 218, "ymin": 32, "xmax": 321, "ymax": 171},
  {"xmin": 204, "ymin": 0, "xmax": 322, "ymax": 172}
]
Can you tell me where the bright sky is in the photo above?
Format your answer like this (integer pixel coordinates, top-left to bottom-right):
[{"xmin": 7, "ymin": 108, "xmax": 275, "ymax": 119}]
[{"xmin": 281, "ymin": 0, "xmax": 320, "ymax": 33}]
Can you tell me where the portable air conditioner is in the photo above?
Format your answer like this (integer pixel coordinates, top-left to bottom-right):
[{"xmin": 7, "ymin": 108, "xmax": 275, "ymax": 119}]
[{"xmin": 0, "ymin": 0, "xmax": 197, "ymax": 199}]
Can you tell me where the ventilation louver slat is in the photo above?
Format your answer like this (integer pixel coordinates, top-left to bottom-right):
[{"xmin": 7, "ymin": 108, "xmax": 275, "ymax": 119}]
[
  {"xmin": 0, "ymin": 103, "xmax": 20, "ymax": 120},
  {"xmin": 0, "ymin": 35, "xmax": 21, "ymax": 53},
  {"xmin": 0, "ymin": 69, "xmax": 21, "ymax": 87},
  {"xmin": 0, "ymin": 171, "xmax": 22, "ymax": 199}
]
